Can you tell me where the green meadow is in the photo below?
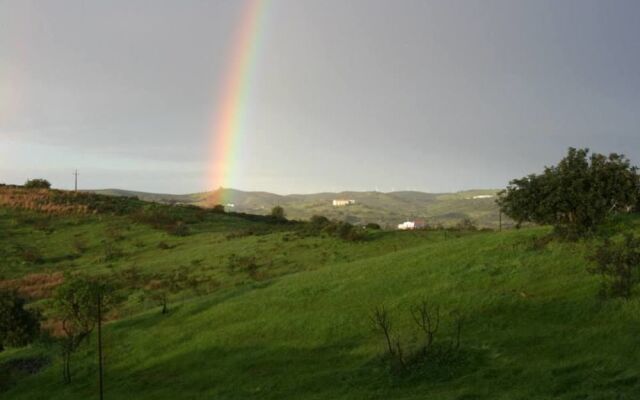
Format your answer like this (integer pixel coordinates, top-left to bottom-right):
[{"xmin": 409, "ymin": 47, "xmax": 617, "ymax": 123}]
[{"xmin": 1, "ymin": 191, "xmax": 640, "ymax": 399}]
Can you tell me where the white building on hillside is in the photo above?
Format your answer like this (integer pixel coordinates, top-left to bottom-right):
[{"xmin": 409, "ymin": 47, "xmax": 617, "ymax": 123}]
[
  {"xmin": 398, "ymin": 221, "xmax": 415, "ymax": 230},
  {"xmin": 397, "ymin": 220, "xmax": 426, "ymax": 230},
  {"xmin": 472, "ymin": 195, "xmax": 494, "ymax": 199},
  {"xmin": 332, "ymin": 199, "xmax": 355, "ymax": 206}
]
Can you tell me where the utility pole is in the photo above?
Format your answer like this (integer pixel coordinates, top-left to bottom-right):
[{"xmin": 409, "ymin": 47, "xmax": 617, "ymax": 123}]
[
  {"xmin": 73, "ymin": 169, "xmax": 79, "ymax": 192},
  {"xmin": 97, "ymin": 292, "xmax": 104, "ymax": 400}
]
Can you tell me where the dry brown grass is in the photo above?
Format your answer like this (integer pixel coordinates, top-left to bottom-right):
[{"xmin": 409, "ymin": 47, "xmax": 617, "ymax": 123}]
[
  {"xmin": 0, "ymin": 188, "xmax": 88, "ymax": 214},
  {"xmin": 0, "ymin": 272, "xmax": 65, "ymax": 300}
]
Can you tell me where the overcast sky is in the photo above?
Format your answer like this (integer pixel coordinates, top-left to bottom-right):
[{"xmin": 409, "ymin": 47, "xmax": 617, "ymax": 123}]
[{"xmin": 1, "ymin": 0, "xmax": 639, "ymax": 194}]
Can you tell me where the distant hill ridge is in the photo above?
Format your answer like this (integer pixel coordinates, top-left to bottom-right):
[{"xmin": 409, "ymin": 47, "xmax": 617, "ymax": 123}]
[{"xmin": 91, "ymin": 187, "xmax": 506, "ymax": 228}]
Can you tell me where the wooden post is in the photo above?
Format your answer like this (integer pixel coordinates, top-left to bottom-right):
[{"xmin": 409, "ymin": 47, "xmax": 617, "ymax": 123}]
[{"xmin": 97, "ymin": 293, "xmax": 104, "ymax": 400}]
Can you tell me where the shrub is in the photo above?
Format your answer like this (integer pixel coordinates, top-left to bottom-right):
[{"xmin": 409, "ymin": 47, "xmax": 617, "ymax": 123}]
[
  {"xmin": 528, "ymin": 234, "xmax": 553, "ymax": 251},
  {"xmin": 167, "ymin": 221, "xmax": 190, "ymax": 237},
  {"xmin": 366, "ymin": 223, "xmax": 381, "ymax": 230},
  {"xmin": 0, "ymin": 290, "xmax": 41, "ymax": 352},
  {"xmin": 24, "ymin": 179, "xmax": 51, "ymax": 189},
  {"xmin": 105, "ymin": 225, "xmax": 125, "ymax": 241},
  {"xmin": 33, "ymin": 217, "xmax": 54, "ymax": 233},
  {"xmin": 17, "ymin": 246, "xmax": 44, "ymax": 264},
  {"xmin": 455, "ymin": 218, "xmax": 477, "ymax": 232},
  {"xmin": 102, "ymin": 243, "xmax": 123, "ymax": 262},
  {"xmin": 225, "ymin": 230, "xmax": 254, "ymax": 240},
  {"xmin": 337, "ymin": 222, "xmax": 364, "ymax": 241},
  {"xmin": 72, "ymin": 238, "xmax": 89, "ymax": 254},
  {"xmin": 589, "ymin": 234, "xmax": 640, "ymax": 299},
  {"xmin": 270, "ymin": 206, "xmax": 286, "ymax": 221},
  {"xmin": 310, "ymin": 215, "xmax": 330, "ymax": 227},
  {"xmin": 212, "ymin": 204, "xmax": 226, "ymax": 213},
  {"xmin": 371, "ymin": 301, "xmax": 464, "ymax": 375},
  {"xmin": 144, "ymin": 278, "xmax": 180, "ymax": 314},
  {"xmin": 227, "ymin": 254, "xmax": 263, "ymax": 279}
]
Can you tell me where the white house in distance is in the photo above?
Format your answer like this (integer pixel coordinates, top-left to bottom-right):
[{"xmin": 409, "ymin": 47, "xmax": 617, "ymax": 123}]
[
  {"xmin": 472, "ymin": 194, "xmax": 494, "ymax": 199},
  {"xmin": 332, "ymin": 199, "xmax": 355, "ymax": 206},
  {"xmin": 397, "ymin": 220, "xmax": 426, "ymax": 230}
]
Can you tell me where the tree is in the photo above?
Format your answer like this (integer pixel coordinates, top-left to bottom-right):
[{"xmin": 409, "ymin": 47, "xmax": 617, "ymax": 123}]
[
  {"xmin": 270, "ymin": 206, "xmax": 286, "ymax": 221},
  {"xmin": 24, "ymin": 179, "xmax": 51, "ymax": 189},
  {"xmin": 144, "ymin": 276, "xmax": 181, "ymax": 314},
  {"xmin": 0, "ymin": 290, "xmax": 40, "ymax": 352},
  {"xmin": 310, "ymin": 215, "xmax": 330, "ymax": 227},
  {"xmin": 589, "ymin": 234, "xmax": 640, "ymax": 299},
  {"xmin": 212, "ymin": 204, "xmax": 226, "ymax": 213},
  {"xmin": 497, "ymin": 148, "xmax": 640, "ymax": 237},
  {"xmin": 54, "ymin": 275, "xmax": 114, "ymax": 384}
]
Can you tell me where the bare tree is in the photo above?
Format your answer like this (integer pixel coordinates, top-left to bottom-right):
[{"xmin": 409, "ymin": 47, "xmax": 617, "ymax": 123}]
[
  {"xmin": 370, "ymin": 306, "xmax": 394, "ymax": 357},
  {"xmin": 370, "ymin": 305, "xmax": 405, "ymax": 369},
  {"xmin": 411, "ymin": 300, "xmax": 440, "ymax": 354}
]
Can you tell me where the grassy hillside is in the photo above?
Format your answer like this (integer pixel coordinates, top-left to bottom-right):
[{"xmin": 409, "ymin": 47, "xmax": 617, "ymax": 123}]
[
  {"xmin": 1, "ymin": 188, "xmax": 639, "ymax": 399},
  {"xmin": 92, "ymin": 187, "xmax": 507, "ymax": 229}
]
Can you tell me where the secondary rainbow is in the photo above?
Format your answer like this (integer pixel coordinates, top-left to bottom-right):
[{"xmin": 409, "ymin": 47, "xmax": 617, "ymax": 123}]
[{"xmin": 208, "ymin": 0, "xmax": 267, "ymax": 203}]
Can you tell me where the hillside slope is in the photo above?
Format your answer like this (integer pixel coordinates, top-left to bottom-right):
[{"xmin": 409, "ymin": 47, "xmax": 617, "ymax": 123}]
[{"xmin": 2, "ymin": 204, "xmax": 639, "ymax": 399}]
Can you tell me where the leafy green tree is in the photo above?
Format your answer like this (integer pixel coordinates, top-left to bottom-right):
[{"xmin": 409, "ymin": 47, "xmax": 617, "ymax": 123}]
[
  {"xmin": 0, "ymin": 290, "xmax": 40, "ymax": 352},
  {"xmin": 54, "ymin": 275, "xmax": 114, "ymax": 383},
  {"xmin": 498, "ymin": 148, "xmax": 639, "ymax": 237},
  {"xmin": 24, "ymin": 179, "xmax": 51, "ymax": 189},
  {"xmin": 270, "ymin": 206, "xmax": 286, "ymax": 221}
]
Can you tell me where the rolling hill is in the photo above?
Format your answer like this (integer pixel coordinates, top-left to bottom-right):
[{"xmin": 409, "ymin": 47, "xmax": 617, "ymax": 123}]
[{"xmin": 91, "ymin": 188, "xmax": 507, "ymax": 229}]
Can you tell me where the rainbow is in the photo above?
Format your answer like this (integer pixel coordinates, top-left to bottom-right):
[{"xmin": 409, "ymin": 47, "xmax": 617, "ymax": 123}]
[{"xmin": 207, "ymin": 0, "xmax": 267, "ymax": 204}]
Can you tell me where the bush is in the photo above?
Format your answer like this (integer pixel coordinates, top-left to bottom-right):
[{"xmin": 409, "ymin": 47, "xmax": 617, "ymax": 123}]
[
  {"xmin": 304, "ymin": 218, "xmax": 365, "ymax": 241},
  {"xmin": 366, "ymin": 223, "xmax": 381, "ymax": 230},
  {"xmin": 17, "ymin": 246, "xmax": 44, "ymax": 264},
  {"xmin": 72, "ymin": 238, "xmax": 89, "ymax": 254},
  {"xmin": 102, "ymin": 243, "xmax": 124, "ymax": 262},
  {"xmin": 310, "ymin": 215, "xmax": 330, "ymax": 227},
  {"xmin": 167, "ymin": 221, "xmax": 190, "ymax": 237},
  {"xmin": 589, "ymin": 234, "xmax": 640, "ymax": 299},
  {"xmin": 212, "ymin": 204, "xmax": 226, "ymax": 213},
  {"xmin": 455, "ymin": 218, "xmax": 477, "ymax": 231},
  {"xmin": 528, "ymin": 234, "xmax": 553, "ymax": 252},
  {"xmin": 24, "ymin": 179, "xmax": 51, "ymax": 189},
  {"xmin": 337, "ymin": 222, "xmax": 364, "ymax": 241},
  {"xmin": 370, "ymin": 301, "xmax": 464, "ymax": 375},
  {"xmin": 270, "ymin": 206, "xmax": 286, "ymax": 221},
  {"xmin": 0, "ymin": 290, "xmax": 41, "ymax": 352}
]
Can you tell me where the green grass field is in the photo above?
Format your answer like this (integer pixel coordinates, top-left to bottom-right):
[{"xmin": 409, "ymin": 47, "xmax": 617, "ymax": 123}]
[{"xmin": 1, "ymin": 190, "xmax": 640, "ymax": 399}]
